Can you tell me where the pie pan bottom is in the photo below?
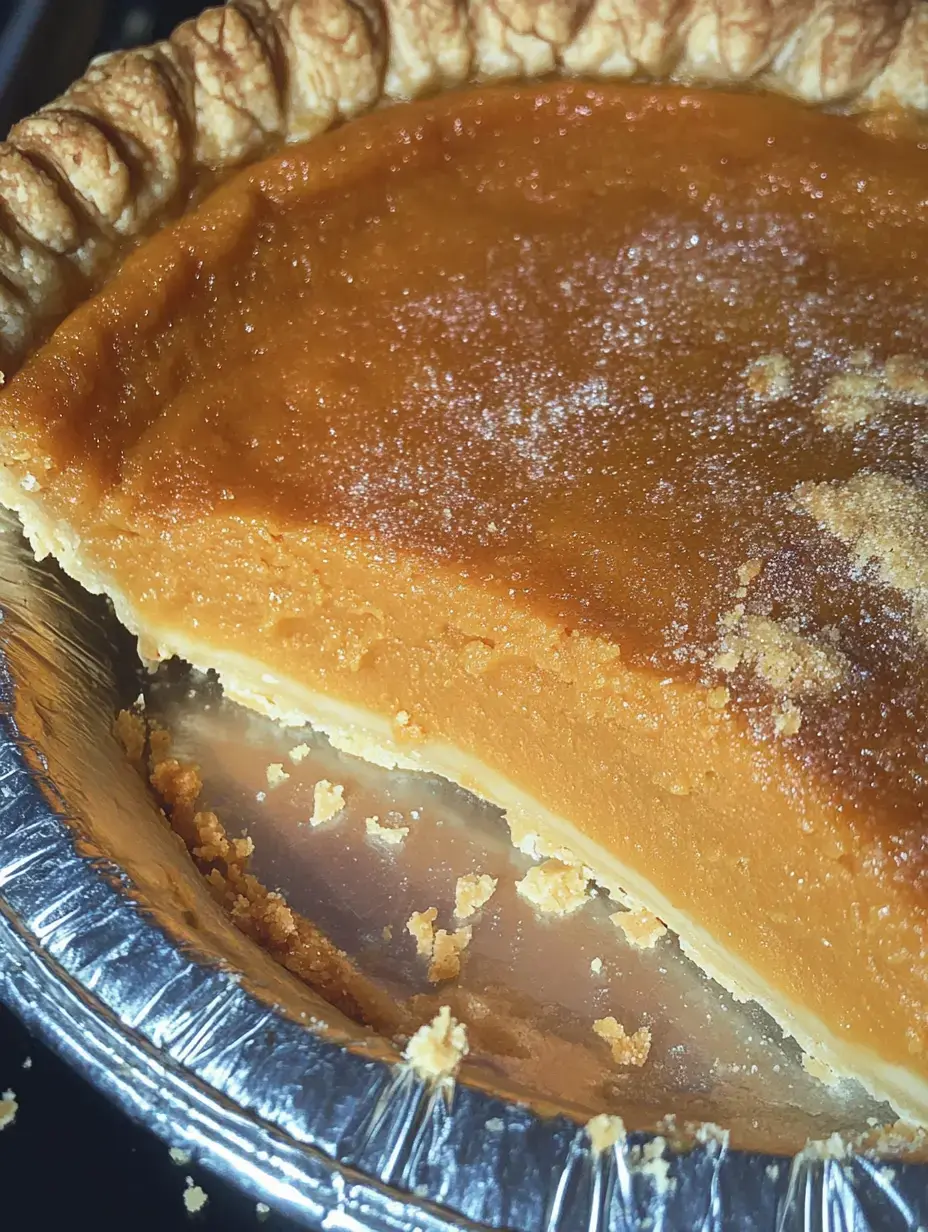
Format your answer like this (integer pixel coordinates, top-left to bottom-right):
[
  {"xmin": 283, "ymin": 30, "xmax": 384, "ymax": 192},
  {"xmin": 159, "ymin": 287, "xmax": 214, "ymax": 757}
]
[{"xmin": 0, "ymin": 506, "xmax": 926, "ymax": 1229}]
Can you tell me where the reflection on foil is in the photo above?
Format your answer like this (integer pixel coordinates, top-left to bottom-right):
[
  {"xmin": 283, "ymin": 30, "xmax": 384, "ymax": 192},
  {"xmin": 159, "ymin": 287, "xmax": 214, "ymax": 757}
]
[
  {"xmin": 0, "ymin": 505, "xmax": 925, "ymax": 1230},
  {"xmin": 149, "ymin": 670, "xmax": 893, "ymax": 1156}
]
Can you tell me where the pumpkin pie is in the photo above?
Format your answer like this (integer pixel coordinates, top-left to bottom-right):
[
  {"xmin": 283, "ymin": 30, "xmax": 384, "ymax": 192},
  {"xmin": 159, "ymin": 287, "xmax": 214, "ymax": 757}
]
[{"xmin": 0, "ymin": 0, "xmax": 926, "ymax": 1121}]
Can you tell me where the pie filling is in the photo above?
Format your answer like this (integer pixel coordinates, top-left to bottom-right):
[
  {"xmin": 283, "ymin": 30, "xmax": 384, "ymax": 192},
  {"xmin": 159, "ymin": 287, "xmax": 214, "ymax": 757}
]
[{"xmin": 0, "ymin": 83, "xmax": 926, "ymax": 1118}]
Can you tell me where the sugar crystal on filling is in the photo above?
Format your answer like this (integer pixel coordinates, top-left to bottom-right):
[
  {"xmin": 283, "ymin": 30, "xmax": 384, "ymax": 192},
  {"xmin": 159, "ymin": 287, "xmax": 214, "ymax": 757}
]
[
  {"xmin": 794, "ymin": 473, "xmax": 928, "ymax": 644},
  {"xmin": 713, "ymin": 615, "xmax": 846, "ymax": 698},
  {"xmin": 884, "ymin": 355, "xmax": 928, "ymax": 405},
  {"xmin": 814, "ymin": 372, "xmax": 884, "ymax": 430},
  {"xmin": 744, "ymin": 353, "xmax": 792, "ymax": 402}
]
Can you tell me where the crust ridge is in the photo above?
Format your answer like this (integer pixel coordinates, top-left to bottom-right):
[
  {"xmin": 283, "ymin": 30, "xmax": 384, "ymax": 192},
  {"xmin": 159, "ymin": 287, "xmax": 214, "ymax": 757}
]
[{"xmin": 0, "ymin": 0, "xmax": 925, "ymax": 370}]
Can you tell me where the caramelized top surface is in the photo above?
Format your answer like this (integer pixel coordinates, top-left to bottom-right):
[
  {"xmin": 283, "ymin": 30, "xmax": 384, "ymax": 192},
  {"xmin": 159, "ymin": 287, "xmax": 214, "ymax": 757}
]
[{"xmin": 3, "ymin": 83, "xmax": 927, "ymax": 836}]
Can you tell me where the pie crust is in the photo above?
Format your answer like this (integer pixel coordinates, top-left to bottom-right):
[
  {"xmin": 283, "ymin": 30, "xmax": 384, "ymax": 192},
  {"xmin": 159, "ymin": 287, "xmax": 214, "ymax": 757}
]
[
  {"xmin": 0, "ymin": 0, "xmax": 927, "ymax": 1125},
  {"xmin": 1, "ymin": 0, "xmax": 926, "ymax": 369}
]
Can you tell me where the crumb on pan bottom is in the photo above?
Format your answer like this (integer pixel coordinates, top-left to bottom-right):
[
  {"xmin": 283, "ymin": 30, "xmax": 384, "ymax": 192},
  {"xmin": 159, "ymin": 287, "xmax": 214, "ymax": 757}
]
[
  {"xmin": 118, "ymin": 710, "xmax": 406, "ymax": 1037},
  {"xmin": 454, "ymin": 872, "xmax": 497, "ymax": 920},
  {"xmin": 593, "ymin": 1016, "xmax": 652, "ymax": 1068},
  {"xmin": 0, "ymin": 1090, "xmax": 17, "ymax": 1131},
  {"xmin": 611, "ymin": 907, "xmax": 667, "ymax": 949},
  {"xmin": 586, "ymin": 1112, "xmax": 626, "ymax": 1153},
  {"xmin": 428, "ymin": 926, "xmax": 471, "ymax": 983},
  {"xmin": 516, "ymin": 859, "xmax": 589, "ymax": 916},
  {"xmin": 310, "ymin": 779, "xmax": 345, "ymax": 826},
  {"xmin": 404, "ymin": 1006, "xmax": 468, "ymax": 1082},
  {"xmin": 115, "ymin": 703, "xmax": 928, "ymax": 1146}
]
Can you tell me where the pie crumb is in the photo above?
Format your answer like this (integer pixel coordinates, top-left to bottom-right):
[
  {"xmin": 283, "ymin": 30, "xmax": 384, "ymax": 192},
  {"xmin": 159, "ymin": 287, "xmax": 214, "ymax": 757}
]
[
  {"xmin": 454, "ymin": 872, "xmax": 498, "ymax": 919},
  {"xmin": 382, "ymin": 924, "xmax": 393, "ymax": 941},
  {"xmin": 169, "ymin": 1146, "xmax": 192, "ymax": 1166},
  {"xmin": 516, "ymin": 859, "xmax": 589, "ymax": 915},
  {"xmin": 191, "ymin": 809, "xmax": 231, "ymax": 863},
  {"xmin": 310, "ymin": 779, "xmax": 345, "ymax": 826},
  {"xmin": 404, "ymin": 1006, "xmax": 468, "ymax": 1081},
  {"xmin": 143, "ymin": 725, "xmax": 394, "ymax": 1034},
  {"xmin": 428, "ymin": 927, "xmax": 472, "ymax": 982},
  {"xmin": 630, "ymin": 1137, "xmax": 671, "ymax": 1194},
  {"xmin": 611, "ymin": 908, "xmax": 667, "ymax": 949},
  {"xmin": 266, "ymin": 762, "xmax": 290, "ymax": 790},
  {"xmin": 256, "ymin": 1202, "xmax": 271, "ymax": 1221},
  {"xmin": 406, "ymin": 907, "xmax": 438, "ymax": 956},
  {"xmin": 232, "ymin": 835, "xmax": 255, "ymax": 860},
  {"xmin": 590, "ymin": 956, "xmax": 603, "ymax": 975},
  {"xmin": 804, "ymin": 1132, "xmax": 852, "ymax": 1161},
  {"xmin": 113, "ymin": 708, "xmax": 146, "ymax": 765},
  {"xmin": 149, "ymin": 727, "xmax": 172, "ymax": 768},
  {"xmin": 745, "ymin": 353, "xmax": 792, "ymax": 401},
  {"xmin": 365, "ymin": 815, "xmax": 409, "ymax": 845},
  {"xmin": 0, "ymin": 1090, "xmax": 17, "ymax": 1131},
  {"xmin": 183, "ymin": 1178, "xmax": 208, "ymax": 1214},
  {"xmin": 586, "ymin": 1112, "xmax": 626, "ymax": 1153},
  {"xmin": 288, "ymin": 742, "xmax": 312, "ymax": 763},
  {"xmin": 692, "ymin": 1121, "xmax": 729, "ymax": 1148},
  {"xmin": 593, "ymin": 1016, "xmax": 652, "ymax": 1067}
]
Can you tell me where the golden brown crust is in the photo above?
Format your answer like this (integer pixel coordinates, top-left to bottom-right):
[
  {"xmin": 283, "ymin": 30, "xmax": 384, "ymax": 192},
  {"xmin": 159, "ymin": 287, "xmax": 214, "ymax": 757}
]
[{"xmin": 0, "ymin": 0, "xmax": 925, "ymax": 370}]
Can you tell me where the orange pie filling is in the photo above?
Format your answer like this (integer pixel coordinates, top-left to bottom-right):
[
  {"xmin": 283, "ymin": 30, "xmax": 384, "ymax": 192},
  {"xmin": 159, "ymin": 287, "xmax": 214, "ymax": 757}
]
[{"xmin": 1, "ymin": 83, "xmax": 927, "ymax": 1119}]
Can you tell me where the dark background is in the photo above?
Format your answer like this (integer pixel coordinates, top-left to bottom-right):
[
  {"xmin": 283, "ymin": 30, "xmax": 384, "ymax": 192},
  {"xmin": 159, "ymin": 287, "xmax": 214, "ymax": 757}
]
[{"xmin": 0, "ymin": 1, "xmax": 300, "ymax": 1226}]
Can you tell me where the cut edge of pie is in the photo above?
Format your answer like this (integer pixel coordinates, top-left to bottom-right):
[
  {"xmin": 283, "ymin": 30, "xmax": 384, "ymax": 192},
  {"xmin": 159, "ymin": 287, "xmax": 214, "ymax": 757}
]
[{"xmin": 6, "ymin": 478, "xmax": 928, "ymax": 1125}]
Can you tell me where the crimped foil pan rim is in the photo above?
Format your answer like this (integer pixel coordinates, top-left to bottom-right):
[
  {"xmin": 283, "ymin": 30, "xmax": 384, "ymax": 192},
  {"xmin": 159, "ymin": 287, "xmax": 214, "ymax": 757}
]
[{"xmin": 0, "ymin": 919, "xmax": 468, "ymax": 1232}]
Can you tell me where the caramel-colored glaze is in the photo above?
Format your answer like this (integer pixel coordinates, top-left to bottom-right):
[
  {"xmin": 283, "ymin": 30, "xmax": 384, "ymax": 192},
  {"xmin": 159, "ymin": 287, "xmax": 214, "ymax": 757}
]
[
  {"xmin": 6, "ymin": 84, "xmax": 928, "ymax": 833},
  {"xmin": 2, "ymin": 84, "xmax": 928, "ymax": 1102}
]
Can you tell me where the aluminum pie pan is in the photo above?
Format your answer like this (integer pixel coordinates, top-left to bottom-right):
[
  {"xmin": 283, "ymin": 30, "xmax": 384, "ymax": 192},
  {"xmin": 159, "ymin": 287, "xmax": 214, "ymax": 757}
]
[
  {"xmin": 0, "ymin": 8, "xmax": 925, "ymax": 1227},
  {"xmin": 1, "ymin": 504, "xmax": 927, "ymax": 1231}
]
